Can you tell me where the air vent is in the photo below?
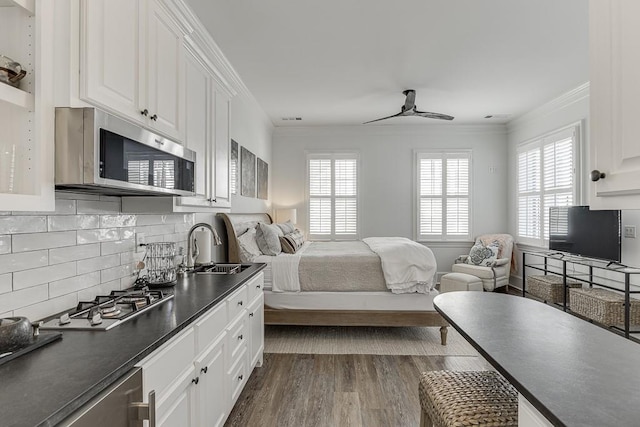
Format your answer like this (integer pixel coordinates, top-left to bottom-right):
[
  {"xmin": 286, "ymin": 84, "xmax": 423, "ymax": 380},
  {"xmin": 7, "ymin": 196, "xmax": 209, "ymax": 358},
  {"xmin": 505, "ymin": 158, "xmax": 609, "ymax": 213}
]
[
  {"xmin": 281, "ymin": 117, "xmax": 302, "ymax": 121},
  {"xmin": 484, "ymin": 114, "xmax": 512, "ymax": 119}
]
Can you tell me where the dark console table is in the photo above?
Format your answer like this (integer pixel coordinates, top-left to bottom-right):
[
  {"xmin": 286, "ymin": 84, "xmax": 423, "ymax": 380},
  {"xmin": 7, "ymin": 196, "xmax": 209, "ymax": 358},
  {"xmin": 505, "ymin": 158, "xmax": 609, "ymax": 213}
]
[
  {"xmin": 522, "ymin": 250, "xmax": 640, "ymax": 340},
  {"xmin": 434, "ymin": 292, "xmax": 640, "ymax": 427}
]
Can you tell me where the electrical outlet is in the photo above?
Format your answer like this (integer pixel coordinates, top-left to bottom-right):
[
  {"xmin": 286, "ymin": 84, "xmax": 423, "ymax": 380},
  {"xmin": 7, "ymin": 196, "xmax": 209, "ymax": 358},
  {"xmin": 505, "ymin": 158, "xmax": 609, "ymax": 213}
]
[
  {"xmin": 135, "ymin": 232, "xmax": 146, "ymax": 252},
  {"xmin": 624, "ymin": 225, "xmax": 636, "ymax": 239}
]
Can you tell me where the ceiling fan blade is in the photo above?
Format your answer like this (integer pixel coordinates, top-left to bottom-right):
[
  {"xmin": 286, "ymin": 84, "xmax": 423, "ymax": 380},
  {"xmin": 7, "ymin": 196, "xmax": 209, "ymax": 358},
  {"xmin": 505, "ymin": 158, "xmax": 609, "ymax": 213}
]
[
  {"xmin": 362, "ymin": 111, "xmax": 403, "ymax": 124},
  {"xmin": 402, "ymin": 89, "xmax": 416, "ymax": 111},
  {"xmin": 414, "ymin": 110, "xmax": 455, "ymax": 121}
]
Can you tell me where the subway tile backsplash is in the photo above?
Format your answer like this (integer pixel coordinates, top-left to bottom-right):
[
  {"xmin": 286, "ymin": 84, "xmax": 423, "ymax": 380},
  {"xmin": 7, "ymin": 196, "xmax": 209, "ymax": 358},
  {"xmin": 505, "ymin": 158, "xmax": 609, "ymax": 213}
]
[{"xmin": 0, "ymin": 192, "xmax": 194, "ymax": 321}]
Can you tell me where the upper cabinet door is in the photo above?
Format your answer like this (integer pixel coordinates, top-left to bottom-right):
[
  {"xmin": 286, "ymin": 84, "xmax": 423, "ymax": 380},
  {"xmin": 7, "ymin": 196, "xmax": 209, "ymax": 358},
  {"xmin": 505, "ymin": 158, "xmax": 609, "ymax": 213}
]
[
  {"xmin": 80, "ymin": 0, "xmax": 144, "ymax": 122},
  {"xmin": 214, "ymin": 88, "xmax": 231, "ymax": 207},
  {"xmin": 181, "ymin": 47, "xmax": 211, "ymax": 207},
  {"xmin": 146, "ymin": 1, "xmax": 185, "ymax": 141},
  {"xmin": 589, "ymin": 0, "xmax": 640, "ymax": 209}
]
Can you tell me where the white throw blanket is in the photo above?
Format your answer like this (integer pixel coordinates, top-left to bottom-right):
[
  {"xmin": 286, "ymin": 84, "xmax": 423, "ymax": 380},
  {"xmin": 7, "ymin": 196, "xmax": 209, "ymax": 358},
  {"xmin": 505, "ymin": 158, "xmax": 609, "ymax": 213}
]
[
  {"xmin": 363, "ymin": 237, "xmax": 437, "ymax": 294},
  {"xmin": 256, "ymin": 242, "xmax": 311, "ymax": 292}
]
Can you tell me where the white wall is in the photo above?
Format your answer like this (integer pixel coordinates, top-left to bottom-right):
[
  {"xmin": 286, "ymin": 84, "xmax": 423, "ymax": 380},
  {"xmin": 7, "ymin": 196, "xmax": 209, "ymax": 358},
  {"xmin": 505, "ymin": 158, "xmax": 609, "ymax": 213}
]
[
  {"xmin": 506, "ymin": 82, "xmax": 640, "ymax": 284},
  {"xmin": 272, "ymin": 124, "xmax": 508, "ymax": 274}
]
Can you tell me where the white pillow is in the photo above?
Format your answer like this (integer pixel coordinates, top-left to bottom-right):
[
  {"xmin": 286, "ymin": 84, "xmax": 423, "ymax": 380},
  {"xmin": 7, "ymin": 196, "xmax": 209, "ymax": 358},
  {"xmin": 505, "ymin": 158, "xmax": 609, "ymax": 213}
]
[
  {"xmin": 255, "ymin": 222, "xmax": 282, "ymax": 256},
  {"xmin": 466, "ymin": 240, "xmax": 500, "ymax": 266},
  {"xmin": 237, "ymin": 228, "xmax": 262, "ymax": 262},
  {"xmin": 276, "ymin": 220, "xmax": 296, "ymax": 235}
]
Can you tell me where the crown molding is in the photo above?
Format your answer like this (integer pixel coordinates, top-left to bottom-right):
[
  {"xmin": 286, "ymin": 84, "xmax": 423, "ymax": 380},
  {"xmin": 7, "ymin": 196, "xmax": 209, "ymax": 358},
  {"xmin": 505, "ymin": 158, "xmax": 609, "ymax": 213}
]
[
  {"xmin": 273, "ymin": 123, "xmax": 507, "ymax": 139},
  {"xmin": 507, "ymin": 82, "xmax": 590, "ymax": 132}
]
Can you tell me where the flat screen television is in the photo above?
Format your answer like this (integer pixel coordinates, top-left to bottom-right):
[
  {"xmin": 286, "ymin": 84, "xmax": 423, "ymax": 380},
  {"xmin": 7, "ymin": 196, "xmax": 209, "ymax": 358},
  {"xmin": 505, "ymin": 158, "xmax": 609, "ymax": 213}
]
[{"xmin": 548, "ymin": 206, "xmax": 621, "ymax": 262}]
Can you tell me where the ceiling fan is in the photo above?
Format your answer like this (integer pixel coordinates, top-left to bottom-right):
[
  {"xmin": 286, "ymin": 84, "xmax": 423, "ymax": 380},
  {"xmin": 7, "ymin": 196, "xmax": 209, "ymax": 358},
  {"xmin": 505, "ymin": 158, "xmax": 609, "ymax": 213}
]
[{"xmin": 363, "ymin": 89, "xmax": 454, "ymax": 124}]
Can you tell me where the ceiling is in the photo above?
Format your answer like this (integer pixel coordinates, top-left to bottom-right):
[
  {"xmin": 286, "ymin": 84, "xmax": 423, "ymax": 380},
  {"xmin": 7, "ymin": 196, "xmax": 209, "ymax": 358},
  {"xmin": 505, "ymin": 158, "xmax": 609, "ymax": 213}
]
[{"xmin": 186, "ymin": 0, "xmax": 588, "ymax": 127}]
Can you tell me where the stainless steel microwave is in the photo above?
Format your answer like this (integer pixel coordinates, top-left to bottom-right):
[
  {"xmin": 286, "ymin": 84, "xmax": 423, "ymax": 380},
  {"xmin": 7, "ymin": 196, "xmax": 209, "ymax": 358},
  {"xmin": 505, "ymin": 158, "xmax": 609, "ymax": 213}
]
[{"xmin": 55, "ymin": 107, "xmax": 196, "ymax": 196}]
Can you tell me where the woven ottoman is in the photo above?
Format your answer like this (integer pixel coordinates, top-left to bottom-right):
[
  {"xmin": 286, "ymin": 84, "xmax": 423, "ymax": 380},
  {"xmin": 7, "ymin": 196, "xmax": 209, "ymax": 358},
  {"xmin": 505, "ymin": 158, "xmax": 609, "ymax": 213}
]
[
  {"xmin": 440, "ymin": 272, "xmax": 483, "ymax": 293},
  {"xmin": 569, "ymin": 287, "xmax": 640, "ymax": 326},
  {"xmin": 418, "ymin": 370, "xmax": 518, "ymax": 427},
  {"xmin": 527, "ymin": 275, "xmax": 581, "ymax": 304}
]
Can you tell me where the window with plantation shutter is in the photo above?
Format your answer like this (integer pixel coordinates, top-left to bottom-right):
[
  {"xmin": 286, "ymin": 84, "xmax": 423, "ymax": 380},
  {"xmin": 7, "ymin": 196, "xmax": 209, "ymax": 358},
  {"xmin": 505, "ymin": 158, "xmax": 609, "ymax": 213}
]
[
  {"xmin": 416, "ymin": 151, "xmax": 471, "ymax": 241},
  {"xmin": 517, "ymin": 125, "xmax": 580, "ymax": 246},
  {"xmin": 308, "ymin": 153, "xmax": 358, "ymax": 240}
]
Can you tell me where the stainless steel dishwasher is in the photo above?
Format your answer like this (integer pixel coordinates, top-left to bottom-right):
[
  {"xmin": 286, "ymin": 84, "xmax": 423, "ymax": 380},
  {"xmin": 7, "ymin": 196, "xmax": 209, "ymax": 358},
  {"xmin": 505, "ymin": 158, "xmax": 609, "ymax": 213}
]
[{"xmin": 58, "ymin": 367, "xmax": 155, "ymax": 427}]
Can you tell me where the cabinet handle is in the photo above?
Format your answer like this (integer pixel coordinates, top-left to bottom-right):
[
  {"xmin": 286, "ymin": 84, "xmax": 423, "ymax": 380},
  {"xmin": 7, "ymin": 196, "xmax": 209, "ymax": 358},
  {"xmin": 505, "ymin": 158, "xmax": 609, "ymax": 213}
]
[
  {"xmin": 154, "ymin": 139, "xmax": 165, "ymax": 145},
  {"xmin": 249, "ymin": 313, "xmax": 254, "ymax": 317},
  {"xmin": 129, "ymin": 390, "xmax": 156, "ymax": 427},
  {"xmin": 211, "ymin": 198, "xmax": 217, "ymax": 203},
  {"xmin": 238, "ymin": 301, "xmax": 243, "ymax": 306},
  {"xmin": 238, "ymin": 374, "xmax": 243, "ymax": 381},
  {"xmin": 140, "ymin": 109, "xmax": 149, "ymax": 116},
  {"xmin": 238, "ymin": 334, "xmax": 243, "ymax": 340},
  {"xmin": 591, "ymin": 170, "xmax": 606, "ymax": 182},
  {"xmin": 150, "ymin": 114, "xmax": 158, "ymax": 121},
  {"xmin": 200, "ymin": 366, "xmax": 208, "ymax": 374},
  {"xmin": 256, "ymin": 285, "xmax": 261, "ymax": 289},
  {"xmin": 192, "ymin": 377, "xmax": 199, "ymax": 385}
]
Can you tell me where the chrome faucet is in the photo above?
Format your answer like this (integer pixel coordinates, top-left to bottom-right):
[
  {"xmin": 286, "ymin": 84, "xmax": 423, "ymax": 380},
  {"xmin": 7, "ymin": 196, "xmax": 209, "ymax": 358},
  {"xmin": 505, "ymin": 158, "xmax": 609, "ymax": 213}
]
[{"xmin": 186, "ymin": 223, "xmax": 222, "ymax": 269}]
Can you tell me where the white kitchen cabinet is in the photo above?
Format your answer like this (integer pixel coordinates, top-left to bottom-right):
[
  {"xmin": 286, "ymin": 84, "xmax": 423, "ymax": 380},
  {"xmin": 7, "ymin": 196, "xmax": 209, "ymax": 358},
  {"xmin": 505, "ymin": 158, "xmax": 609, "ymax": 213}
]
[
  {"xmin": 176, "ymin": 41, "xmax": 231, "ymax": 210},
  {"xmin": 0, "ymin": 0, "xmax": 55, "ymax": 211},
  {"xmin": 80, "ymin": 0, "xmax": 184, "ymax": 141},
  {"xmin": 248, "ymin": 294, "xmax": 265, "ymax": 369},
  {"xmin": 589, "ymin": 0, "xmax": 640, "ymax": 209},
  {"xmin": 194, "ymin": 333, "xmax": 228, "ymax": 427},
  {"xmin": 135, "ymin": 272, "xmax": 265, "ymax": 427}
]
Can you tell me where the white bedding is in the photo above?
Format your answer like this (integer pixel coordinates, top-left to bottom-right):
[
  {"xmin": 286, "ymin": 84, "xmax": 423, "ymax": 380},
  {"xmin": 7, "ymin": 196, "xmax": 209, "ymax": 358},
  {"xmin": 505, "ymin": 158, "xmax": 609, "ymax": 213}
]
[
  {"xmin": 264, "ymin": 289, "xmax": 438, "ymax": 311},
  {"xmin": 256, "ymin": 238, "xmax": 437, "ymax": 294},
  {"xmin": 253, "ymin": 242, "xmax": 311, "ymax": 292},
  {"xmin": 362, "ymin": 237, "xmax": 437, "ymax": 294}
]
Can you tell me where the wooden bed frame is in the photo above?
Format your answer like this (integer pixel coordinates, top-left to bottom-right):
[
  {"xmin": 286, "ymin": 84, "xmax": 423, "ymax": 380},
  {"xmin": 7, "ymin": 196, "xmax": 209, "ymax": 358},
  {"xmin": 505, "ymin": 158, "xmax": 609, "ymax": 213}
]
[{"xmin": 217, "ymin": 213, "xmax": 449, "ymax": 345}]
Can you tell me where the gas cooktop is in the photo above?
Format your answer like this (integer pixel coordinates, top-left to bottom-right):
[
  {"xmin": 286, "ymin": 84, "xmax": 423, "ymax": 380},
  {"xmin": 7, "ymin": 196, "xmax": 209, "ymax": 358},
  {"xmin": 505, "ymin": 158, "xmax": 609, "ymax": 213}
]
[{"xmin": 41, "ymin": 287, "xmax": 174, "ymax": 331}]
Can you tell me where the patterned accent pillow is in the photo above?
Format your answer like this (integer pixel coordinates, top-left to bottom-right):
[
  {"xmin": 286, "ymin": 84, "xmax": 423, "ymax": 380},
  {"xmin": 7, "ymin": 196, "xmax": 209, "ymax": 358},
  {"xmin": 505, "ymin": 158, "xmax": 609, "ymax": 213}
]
[
  {"xmin": 237, "ymin": 228, "xmax": 262, "ymax": 262},
  {"xmin": 276, "ymin": 220, "xmax": 296, "ymax": 235},
  {"xmin": 279, "ymin": 229, "xmax": 305, "ymax": 254},
  {"xmin": 466, "ymin": 240, "xmax": 500, "ymax": 266},
  {"xmin": 255, "ymin": 222, "xmax": 282, "ymax": 256}
]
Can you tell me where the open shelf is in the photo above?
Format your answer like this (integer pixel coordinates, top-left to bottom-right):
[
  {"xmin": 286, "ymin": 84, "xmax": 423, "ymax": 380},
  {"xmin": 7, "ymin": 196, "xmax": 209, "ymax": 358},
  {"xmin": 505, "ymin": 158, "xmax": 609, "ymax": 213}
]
[
  {"xmin": 0, "ymin": 82, "xmax": 34, "ymax": 110},
  {"xmin": 0, "ymin": 0, "xmax": 34, "ymax": 16}
]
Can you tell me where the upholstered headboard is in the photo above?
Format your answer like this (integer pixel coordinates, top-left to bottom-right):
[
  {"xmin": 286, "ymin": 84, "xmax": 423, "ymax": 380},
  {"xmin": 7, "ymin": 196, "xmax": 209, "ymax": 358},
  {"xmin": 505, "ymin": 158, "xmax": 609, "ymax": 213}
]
[{"xmin": 217, "ymin": 213, "xmax": 273, "ymax": 263}]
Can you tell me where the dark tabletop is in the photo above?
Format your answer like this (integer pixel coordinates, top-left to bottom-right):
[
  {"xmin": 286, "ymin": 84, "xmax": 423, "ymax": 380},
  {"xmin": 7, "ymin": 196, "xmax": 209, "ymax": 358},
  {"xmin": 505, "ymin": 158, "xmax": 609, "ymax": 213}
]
[
  {"xmin": 434, "ymin": 292, "xmax": 640, "ymax": 427},
  {"xmin": 0, "ymin": 264, "xmax": 265, "ymax": 427}
]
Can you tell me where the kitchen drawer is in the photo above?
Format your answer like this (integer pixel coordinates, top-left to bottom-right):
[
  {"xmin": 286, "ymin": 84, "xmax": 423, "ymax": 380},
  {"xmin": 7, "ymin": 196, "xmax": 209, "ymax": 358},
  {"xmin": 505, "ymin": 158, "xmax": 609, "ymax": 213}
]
[
  {"xmin": 136, "ymin": 327, "xmax": 195, "ymax": 400},
  {"xmin": 228, "ymin": 347, "xmax": 248, "ymax": 403},
  {"xmin": 194, "ymin": 301, "xmax": 228, "ymax": 355},
  {"xmin": 247, "ymin": 272, "xmax": 264, "ymax": 304},
  {"xmin": 227, "ymin": 314, "xmax": 247, "ymax": 365},
  {"xmin": 227, "ymin": 284, "xmax": 248, "ymax": 320}
]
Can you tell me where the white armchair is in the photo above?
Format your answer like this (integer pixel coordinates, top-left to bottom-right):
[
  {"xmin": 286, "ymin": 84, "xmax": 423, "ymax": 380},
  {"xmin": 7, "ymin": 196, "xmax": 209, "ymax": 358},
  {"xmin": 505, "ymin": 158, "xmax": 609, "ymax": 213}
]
[{"xmin": 451, "ymin": 234, "xmax": 514, "ymax": 292}]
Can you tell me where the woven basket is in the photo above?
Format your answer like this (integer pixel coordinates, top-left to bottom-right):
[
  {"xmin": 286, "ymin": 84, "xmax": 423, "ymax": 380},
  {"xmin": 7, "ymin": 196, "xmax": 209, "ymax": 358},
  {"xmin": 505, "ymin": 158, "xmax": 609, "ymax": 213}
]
[
  {"xmin": 569, "ymin": 288, "xmax": 640, "ymax": 326},
  {"xmin": 418, "ymin": 370, "xmax": 518, "ymax": 427},
  {"xmin": 527, "ymin": 275, "xmax": 582, "ymax": 304}
]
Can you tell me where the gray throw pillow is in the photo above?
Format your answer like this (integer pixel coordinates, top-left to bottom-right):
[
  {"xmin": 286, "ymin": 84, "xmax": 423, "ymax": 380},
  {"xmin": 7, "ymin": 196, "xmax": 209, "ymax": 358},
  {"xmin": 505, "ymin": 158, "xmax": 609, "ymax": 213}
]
[
  {"xmin": 276, "ymin": 220, "xmax": 296, "ymax": 235},
  {"xmin": 255, "ymin": 222, "xmax": 282, "ymax": 256}
]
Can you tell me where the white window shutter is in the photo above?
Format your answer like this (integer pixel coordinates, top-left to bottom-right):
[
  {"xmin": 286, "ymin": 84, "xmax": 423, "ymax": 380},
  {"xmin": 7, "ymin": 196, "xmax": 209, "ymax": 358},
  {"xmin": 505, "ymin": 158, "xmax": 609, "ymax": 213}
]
[
  {"xmin": 308, "ymin": 154, "xmax": 358, "ymax": 239},
  {"xmin": 417, "ymin": 151, "xmax": 471, "ymax": 241},
  {"xmin": 517, "ymin": 125, "xmax": 578, "ymax": 246}
]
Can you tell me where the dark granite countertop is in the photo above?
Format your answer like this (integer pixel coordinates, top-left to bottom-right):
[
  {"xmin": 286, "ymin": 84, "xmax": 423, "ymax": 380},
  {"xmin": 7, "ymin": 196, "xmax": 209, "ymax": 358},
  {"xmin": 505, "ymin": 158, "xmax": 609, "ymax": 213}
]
[
  {"xmin": 434, "ymin": 292, "xmax": 640, "ymax": 427},
  {"xmin": 0, "ymin": 263, "xmax": 265, "ymax": 427}
]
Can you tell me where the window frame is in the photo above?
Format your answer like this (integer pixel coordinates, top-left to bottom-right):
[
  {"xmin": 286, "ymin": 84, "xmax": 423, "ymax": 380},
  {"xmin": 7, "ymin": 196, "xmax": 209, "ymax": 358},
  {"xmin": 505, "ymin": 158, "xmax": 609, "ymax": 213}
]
[
  {"xmin": 306, "ymin": 151, "xmax": 360, "ymax": 241},
  {"xmin": 414, "ymin": 149, "xmax": 473, "ymax": 242},
  {"xmin": 516, "ymin": 123, "xmax": 582, "ymax": 247}
]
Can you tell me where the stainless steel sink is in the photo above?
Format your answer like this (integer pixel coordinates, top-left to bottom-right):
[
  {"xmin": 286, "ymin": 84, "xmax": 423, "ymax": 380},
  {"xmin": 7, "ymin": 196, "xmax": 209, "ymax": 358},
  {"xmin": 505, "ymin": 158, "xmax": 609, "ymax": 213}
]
[{"xmin": 194, "ymin": 264, "xmax": 250, "ymax": 275}]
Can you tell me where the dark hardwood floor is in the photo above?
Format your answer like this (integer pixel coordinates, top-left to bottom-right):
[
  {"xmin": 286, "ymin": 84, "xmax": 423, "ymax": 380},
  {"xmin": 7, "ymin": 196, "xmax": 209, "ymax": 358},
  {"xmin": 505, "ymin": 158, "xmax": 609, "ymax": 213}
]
[{"xmin": 225, "ymin": 353, "xmax": 491, "ymax": 426}]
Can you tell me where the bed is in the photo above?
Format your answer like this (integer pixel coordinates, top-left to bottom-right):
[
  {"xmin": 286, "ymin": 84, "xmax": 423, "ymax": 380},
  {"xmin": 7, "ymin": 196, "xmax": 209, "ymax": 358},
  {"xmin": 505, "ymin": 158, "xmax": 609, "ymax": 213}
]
[{"xmin": 217, "ymin": 212, "xmax": 449, "ymax": 345}]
